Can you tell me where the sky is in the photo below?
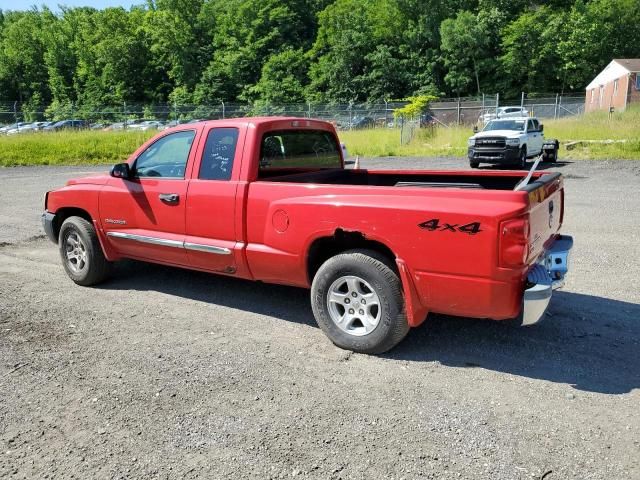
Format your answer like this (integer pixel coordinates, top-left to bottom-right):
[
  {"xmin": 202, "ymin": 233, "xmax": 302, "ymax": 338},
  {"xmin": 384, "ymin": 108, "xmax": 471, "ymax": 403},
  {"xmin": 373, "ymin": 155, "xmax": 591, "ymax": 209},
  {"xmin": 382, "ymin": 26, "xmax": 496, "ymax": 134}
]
[{"xmin": 0, "ymin": 0, "xmax": 141, "ymax": 11}]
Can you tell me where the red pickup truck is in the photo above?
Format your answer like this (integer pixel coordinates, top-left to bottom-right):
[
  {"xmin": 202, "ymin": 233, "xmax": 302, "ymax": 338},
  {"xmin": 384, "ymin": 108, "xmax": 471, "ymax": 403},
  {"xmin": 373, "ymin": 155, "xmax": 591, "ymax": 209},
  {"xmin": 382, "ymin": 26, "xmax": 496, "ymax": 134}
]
[{"xmin": 43, "ymin": 117, "xmax": 573, "ymax": 353}]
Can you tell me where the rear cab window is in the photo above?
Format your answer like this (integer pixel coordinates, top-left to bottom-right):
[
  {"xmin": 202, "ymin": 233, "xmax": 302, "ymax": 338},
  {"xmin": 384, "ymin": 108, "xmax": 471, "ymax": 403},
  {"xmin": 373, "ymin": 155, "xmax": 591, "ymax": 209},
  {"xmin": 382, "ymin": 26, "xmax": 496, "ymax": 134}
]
[
  {"xmin": 198, "ymin": 127, "xmax": 239, "ymax": 180},
  {"xmin": 259, "ymin": 129, "xmax": 341, "ymax": 177}
]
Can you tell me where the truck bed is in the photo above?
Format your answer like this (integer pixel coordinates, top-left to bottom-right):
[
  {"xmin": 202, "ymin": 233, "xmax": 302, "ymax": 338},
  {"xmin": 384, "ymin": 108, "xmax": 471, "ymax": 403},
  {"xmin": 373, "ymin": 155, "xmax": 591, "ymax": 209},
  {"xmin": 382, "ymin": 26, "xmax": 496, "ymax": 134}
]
[{"xmin": 261, "ymin": 168, "xmax": 554, "ymax": 192}]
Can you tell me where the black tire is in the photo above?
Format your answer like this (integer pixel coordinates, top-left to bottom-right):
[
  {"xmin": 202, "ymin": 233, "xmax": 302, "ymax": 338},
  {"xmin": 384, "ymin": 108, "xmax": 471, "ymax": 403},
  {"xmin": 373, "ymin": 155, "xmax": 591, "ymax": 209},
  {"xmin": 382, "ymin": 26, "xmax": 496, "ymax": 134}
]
[
  {"xmin": 58, "ymin": 216, "xmax": 111, "ymax": 286},
  {"xmin": 470, "ymin": 161, "xmax": 479, "ymax": 169},
  {"xmin": 518, "ymin": 146, "xmax": 527, "ymax": 169},
  {"xmin": 550, "ymin": 142, "xmax": 559, "ymax": 163},
  {"xmin": 311, "ymin": 249, "xmax": 409, "ymax": 354}
]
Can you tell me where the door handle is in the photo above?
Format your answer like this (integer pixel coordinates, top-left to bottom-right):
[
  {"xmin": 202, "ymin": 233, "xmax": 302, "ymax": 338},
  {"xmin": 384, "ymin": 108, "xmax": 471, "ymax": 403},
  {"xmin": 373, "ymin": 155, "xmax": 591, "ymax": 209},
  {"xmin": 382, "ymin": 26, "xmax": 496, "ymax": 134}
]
[{"xmin": 159, "ymin": 193, "xmax": 179, "ymax": 204}]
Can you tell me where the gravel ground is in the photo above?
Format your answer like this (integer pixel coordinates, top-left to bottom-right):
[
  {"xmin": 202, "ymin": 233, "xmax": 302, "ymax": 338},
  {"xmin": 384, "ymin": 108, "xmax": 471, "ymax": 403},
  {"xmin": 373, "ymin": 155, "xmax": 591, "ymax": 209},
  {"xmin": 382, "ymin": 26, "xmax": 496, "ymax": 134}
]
[{"xmin": 0, "ymin": 158, "xmax": 639, "ymax": 479}]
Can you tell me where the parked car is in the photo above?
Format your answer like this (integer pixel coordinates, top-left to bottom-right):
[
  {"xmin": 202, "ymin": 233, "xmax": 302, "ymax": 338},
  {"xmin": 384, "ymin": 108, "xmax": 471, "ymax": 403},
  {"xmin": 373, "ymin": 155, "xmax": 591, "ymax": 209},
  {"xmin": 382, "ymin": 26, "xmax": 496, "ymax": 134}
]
[
  {"xmin": 42, "ymin": 117, "xmax": 573, "ymax": 354},
  {"xmin": 6, "ymin": 121, "xmax": 53, "ymax": 135},
  {"xmin": 160, "ymin": 120, "xmax": 181, "ymax": 130},
  {"xmin": 468, "ymin": 116, "xmax": 559, "ymax": 168},
  {"xmin": 43, "ymin": 120, "xmax": 89, "ymax": 131},
  {"xmin": 419, "ymin": 113, "xmax": 437, "ymax": 128},
  {"xmin": 480, "ymin": 106, "xmax": 529, "ymax": 124},
  {"xmin": 129, "ymin": 120, "xmax": 165, "ymax": 131},
  {"xmin": 0, "ymin": 122, "xmax": 29, "ymax": 134},
  {"xmin": 349, "ymin": 116, "xmax": 375, "ymax": 129}
]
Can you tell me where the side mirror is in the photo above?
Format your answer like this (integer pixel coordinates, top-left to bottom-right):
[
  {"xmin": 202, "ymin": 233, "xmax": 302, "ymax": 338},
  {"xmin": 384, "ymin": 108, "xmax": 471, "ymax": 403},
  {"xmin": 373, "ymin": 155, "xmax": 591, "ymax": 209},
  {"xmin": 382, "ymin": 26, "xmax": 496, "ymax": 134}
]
[
  {"xmin": 473, "ymin": 125, "xmax": 479, "ymax": 133},
  {"xmin": 110, "ymin": 163, "xmax": 130, "ymax": 179},
  {"xmin": 539, "ymin": 124, "xmax": 544, "ymax": 132}
]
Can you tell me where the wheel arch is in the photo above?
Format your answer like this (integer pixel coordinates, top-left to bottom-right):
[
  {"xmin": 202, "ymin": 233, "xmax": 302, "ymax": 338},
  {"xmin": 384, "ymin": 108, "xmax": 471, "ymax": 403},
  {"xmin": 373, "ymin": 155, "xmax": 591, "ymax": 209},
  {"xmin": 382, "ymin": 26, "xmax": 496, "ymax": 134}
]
[
  {"xmin": 52, "ymin": 207, "xmax": 93, "ymax": 242},
  {"xmin": 306, "ymin": 229, "xmax": 398, "ymax": 284}
]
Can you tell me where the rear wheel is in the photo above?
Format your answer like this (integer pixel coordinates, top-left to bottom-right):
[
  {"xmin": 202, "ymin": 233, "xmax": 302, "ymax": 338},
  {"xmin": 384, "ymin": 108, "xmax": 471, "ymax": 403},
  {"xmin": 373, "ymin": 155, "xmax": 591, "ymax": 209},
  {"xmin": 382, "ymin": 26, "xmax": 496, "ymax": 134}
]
[
  {"xmin": 549, "ymin": 142, "xmax": 559, "ymax": 163},
  {"xmin": 59, "ymin": 216, "xmax": 111, "ymax": 286},
  {"xmin": 311, "ymin": 249, "xmax": 409, "ymax": 354}
]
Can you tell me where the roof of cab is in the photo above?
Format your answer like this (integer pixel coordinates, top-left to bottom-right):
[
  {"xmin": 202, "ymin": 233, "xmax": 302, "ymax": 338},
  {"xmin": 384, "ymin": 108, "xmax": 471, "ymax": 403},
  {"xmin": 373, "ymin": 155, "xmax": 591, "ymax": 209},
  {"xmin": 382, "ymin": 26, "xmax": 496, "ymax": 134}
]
[{"xmin": 191, "ymin": 116, "xmax": 333, "ymax": 127}]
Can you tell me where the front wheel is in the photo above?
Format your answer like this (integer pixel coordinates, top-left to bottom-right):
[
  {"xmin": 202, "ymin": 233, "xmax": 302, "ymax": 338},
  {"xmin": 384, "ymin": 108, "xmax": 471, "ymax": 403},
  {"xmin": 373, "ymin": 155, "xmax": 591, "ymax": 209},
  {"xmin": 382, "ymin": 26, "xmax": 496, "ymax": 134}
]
[
  {"xmin": 311, "ymin": 249, "xmax": 409, "ymax": 354},
  {"xmin": 59, "ymin": 216, "xmax": 112, "ymax": 286},
  {"xmin": 469, "ymin": 161, "xmax": 479, "ymax": 169},
  {"xmin": 518, "ymin": 147, "xmax": 527, "ymax": 169}
]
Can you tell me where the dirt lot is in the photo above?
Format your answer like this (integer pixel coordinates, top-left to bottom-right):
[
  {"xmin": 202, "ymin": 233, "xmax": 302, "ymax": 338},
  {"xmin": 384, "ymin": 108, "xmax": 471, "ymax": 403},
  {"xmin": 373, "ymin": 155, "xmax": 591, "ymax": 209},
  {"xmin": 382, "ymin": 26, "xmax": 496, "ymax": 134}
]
[{"xmin": 1, "ymin": 158, "xmax": 639, "ymax": 479}]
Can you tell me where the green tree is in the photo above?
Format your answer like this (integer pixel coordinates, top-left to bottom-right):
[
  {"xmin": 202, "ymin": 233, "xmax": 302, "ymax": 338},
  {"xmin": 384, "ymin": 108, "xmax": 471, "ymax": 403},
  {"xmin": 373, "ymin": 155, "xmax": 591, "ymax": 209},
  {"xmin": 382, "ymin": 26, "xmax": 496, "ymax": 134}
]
[
  {"xmin": 307, "ymin": 0, "xmax": 404, "ymax": 102},
  {"xmin": 0, "ymin": 9, "xmax": 51, "ymax": 103},
  {"xmin": 440, "ymin": 11, "xmax": 484, "ymax": 95},
  {"xmin": 500, "ymin": 6, "xmax": 568, "ymax": 94},
  {"xmin": 143, "ymin": 0, "xmax": 208, "ymax": 101},
  {"xmin": 195, "ymin": 0, "xmax": 323, "ymax": 104},
  {"xmin": 246, "ymin": 48, "xmax": 309, "ymax": 104},
  {"xmin": 558, "ymin": 0, "xmax": 640, "ymax": 91}
]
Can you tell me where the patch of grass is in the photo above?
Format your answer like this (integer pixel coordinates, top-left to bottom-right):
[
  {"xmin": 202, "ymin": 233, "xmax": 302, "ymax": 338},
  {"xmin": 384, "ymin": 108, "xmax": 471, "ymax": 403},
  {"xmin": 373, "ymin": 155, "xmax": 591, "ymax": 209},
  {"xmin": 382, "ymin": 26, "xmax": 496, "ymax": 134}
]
[
  {"xmin": 339, "ymin": 126, "xmax": 469, "ymax": 158},
  {"xmin": 2, "ymin": 107, "xmax": 639, "ymax": 166},
  {"xmin": 0, "ymin": 130, "xmax": 155, "ymax": 167},
  {"xmin": 340, "ymin": 106, "xmax": 640, "ymax": 160},
  {"xmin": 545, "ymin": 106, "xmax": 640, "ymax": 160}
]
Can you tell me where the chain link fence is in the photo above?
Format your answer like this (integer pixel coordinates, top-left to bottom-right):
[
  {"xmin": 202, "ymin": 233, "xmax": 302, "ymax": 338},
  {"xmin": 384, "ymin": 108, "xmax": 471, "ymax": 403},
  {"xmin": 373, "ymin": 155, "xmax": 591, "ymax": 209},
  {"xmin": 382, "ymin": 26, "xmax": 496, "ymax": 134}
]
[{"xmin": 0, "ymin": 93, "xmax": 585, "ymax": 132}]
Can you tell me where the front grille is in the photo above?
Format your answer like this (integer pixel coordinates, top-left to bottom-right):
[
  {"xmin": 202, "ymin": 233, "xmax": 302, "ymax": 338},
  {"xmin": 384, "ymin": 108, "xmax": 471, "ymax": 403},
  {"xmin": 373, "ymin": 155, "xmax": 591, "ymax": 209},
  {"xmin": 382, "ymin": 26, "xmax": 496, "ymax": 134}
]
[{"xmin": 475, "ymin": 137, "xmax": 506, "ymax": 148}]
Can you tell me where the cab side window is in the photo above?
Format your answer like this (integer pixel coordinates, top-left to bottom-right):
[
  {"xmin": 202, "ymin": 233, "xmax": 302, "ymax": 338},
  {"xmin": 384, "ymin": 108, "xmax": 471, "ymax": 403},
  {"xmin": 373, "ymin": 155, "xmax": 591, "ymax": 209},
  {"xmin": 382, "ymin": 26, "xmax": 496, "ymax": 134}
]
[
  {"xmin": 527, "ymin": 119, "xmax": 536, "ymax": 132},
  {"xmin": 198, "ymin": 128, "xmax": 239, "ymax": 181},
  {"xmin": 134, "ymin": 130, "xmax": 195, "ymax": 178}
]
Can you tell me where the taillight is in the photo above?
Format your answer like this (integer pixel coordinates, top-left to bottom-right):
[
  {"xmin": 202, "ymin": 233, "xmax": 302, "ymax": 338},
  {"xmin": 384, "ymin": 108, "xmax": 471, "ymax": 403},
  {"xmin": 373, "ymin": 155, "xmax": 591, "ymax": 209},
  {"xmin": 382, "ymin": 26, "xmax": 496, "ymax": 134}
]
[{"xmin": 500, "ymin": 217, "xmax": 530, "ymax": 267}]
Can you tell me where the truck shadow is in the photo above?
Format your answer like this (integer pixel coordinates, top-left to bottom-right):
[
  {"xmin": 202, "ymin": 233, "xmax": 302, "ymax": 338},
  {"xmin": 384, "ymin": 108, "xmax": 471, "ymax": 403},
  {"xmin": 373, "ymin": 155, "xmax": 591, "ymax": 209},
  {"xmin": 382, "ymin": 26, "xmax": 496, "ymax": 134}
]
[
  {"xmin": 390, "ymin": 291, "xmax": 640, "ymax": 395},
  {"xmin": 102, "ymin": 261, "xmax": 639, "ymax": 395},
  {"xmin": 479, "ymin": 160, "xmax": 573, "ymax": 171}
]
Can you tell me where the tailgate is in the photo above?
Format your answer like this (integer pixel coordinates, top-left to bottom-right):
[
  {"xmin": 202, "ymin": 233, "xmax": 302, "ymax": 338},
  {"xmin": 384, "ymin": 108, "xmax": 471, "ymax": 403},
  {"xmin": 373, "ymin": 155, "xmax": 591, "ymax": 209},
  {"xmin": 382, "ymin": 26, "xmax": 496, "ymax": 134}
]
[{"xmin": 525, "ymin": 173, "xmax": 564, "ymax": 262}]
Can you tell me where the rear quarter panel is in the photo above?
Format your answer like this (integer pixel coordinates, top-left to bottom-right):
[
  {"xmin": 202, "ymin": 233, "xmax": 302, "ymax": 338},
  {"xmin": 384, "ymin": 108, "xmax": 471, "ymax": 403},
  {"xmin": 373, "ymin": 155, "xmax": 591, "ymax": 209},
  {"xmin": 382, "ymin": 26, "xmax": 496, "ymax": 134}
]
[{"xmin": 245, "ymin": 181, "xmax": 530, "ymax": 320}]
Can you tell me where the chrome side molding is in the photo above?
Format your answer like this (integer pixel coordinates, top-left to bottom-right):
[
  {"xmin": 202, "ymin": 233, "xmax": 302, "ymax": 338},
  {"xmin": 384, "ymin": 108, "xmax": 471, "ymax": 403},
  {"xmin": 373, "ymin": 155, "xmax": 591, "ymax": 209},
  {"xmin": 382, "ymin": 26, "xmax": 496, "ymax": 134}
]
[
  {"xmin": 184, "ymin": 242, "xmax": 232, "ymax": 255},
  {"xmin": 106, "ymin": 231, "xmax": 231, "ymax": 255},
  {"xmin": 106, "ymin": 231, "xmax": 184, "ymax": 249}
]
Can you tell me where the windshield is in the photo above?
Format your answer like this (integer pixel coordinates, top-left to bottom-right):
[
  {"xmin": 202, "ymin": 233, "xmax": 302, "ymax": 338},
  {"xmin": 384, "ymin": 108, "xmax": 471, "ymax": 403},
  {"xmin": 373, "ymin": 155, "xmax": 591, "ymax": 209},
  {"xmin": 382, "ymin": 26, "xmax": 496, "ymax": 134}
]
[{"xmin": 484, "ymin": 119, "xmax": 526, "ymax": 132}]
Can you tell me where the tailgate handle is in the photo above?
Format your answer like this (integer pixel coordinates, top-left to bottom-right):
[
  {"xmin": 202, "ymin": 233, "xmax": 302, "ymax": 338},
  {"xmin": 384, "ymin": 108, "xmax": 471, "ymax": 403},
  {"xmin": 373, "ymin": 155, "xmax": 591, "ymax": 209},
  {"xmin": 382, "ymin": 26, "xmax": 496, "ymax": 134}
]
[{"xmin": 159, "ymin": 193, "xmax": 179, "ymax": 204}]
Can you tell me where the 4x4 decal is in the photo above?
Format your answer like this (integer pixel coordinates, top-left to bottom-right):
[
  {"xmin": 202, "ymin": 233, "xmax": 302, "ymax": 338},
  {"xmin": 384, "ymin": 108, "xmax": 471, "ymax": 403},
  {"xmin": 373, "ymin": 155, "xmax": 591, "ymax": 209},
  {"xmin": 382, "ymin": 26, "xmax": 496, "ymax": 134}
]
[{"xmin": 418, "ymin": 218, "xmax": 482, "ymax": 235}]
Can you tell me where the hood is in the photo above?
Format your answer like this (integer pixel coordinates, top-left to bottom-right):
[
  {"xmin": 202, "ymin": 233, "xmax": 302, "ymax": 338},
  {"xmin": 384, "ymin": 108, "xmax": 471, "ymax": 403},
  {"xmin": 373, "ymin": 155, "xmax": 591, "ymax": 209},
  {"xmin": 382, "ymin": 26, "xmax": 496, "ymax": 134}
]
[
  {"xmin": 66, "ymin": 174, "xmax": 111, "ymax": 186},
  {"xmin": 475, "ymin": 130, "xmax": 523, "ymax": 139}
]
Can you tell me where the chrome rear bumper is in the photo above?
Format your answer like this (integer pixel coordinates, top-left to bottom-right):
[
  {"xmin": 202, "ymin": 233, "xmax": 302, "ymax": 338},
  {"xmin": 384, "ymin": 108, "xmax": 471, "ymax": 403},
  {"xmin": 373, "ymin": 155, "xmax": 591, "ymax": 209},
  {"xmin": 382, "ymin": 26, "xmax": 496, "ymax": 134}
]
[{"xmin": 522, "ymin": 235, "xmax": 573, "ymax": 326}]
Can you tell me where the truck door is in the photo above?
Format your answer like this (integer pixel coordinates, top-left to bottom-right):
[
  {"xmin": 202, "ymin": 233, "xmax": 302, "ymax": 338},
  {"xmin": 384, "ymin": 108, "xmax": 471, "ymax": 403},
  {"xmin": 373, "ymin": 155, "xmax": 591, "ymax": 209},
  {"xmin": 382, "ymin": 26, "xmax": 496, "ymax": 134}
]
[
  {"xmin": 99, "ymin": 128, "xmax": 198, "ymax": 266},
  {"xmin": 184, "ymin": 125, "xmax": 247, "ymax": 274},
  {"xmin": 527, "ymin": 119, "xmax": 543, "ymax": 155}
]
